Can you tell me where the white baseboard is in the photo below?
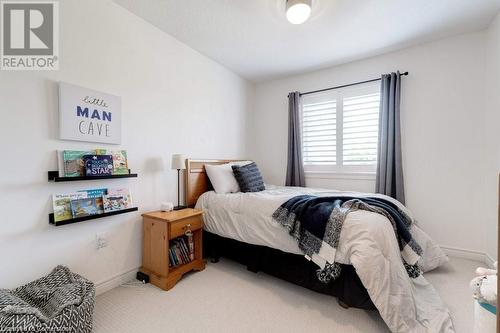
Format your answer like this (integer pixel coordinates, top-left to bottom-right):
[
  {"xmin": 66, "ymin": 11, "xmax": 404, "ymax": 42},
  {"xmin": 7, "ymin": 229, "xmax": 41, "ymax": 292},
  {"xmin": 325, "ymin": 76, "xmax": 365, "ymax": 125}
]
[
  {"xmin": 440, "ymin": 245, "xmax": 496, "ymax": 268},
  {"xmin": 485, "ymin": 253, "xmax": 497, "ymax": 269},
  {"xmin": 95, "ymin": 267, "xmax": 139, "ymax": 295}
]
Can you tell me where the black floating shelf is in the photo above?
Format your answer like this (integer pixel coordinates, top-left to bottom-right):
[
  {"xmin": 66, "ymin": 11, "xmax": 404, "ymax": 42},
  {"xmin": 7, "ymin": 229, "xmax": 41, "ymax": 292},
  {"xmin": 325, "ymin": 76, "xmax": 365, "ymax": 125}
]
[
  {"xmin": 48, "ymin": 170, "xmax": 137, "ymax": 182},
  {"xmin": 49, "ymin": 207, "xmax": 139, "ymax": 226}
]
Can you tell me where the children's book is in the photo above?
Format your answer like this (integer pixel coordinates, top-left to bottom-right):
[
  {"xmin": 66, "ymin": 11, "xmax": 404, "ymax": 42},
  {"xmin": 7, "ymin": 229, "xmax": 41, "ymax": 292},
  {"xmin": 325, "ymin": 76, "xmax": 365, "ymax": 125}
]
[
  {"xmin": 112, "ymin": 150, "xmax": 128, "ymax": 175},
  {"xmin": 103, "ymin": 195, "xmax": 128, "ymax": 212},
  {"xmin": 70, "ymin": 198, "xmax": 99, "ymax": 218},
  {"xmin": 78, "ymin": 188, "xmax": 107, "ymax": 214},
  {"xmin": 95, "ymin": 149, "xmax": 129, "ymax": 175},
  {"xmin": 84, "ymin": 155, "xmax": 113, "ymax": 177},
  {"xmin": 52, "ymin": 192, "xmax": 87, "ymax": 222},
  {"xmin": 108, "ymin": 188, "xmax": 133, "ymax": 209},
  {"xmin": 63, "ymin": 150, "xmax": 95, "ymax": 177}
]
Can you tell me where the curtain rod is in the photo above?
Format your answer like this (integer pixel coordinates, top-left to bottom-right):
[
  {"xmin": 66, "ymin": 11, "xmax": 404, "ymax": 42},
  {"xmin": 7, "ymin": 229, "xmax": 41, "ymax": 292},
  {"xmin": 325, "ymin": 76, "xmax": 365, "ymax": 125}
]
[{"xmin": 298, "ymin": 71, "xmax": 409, "ymax": 97}]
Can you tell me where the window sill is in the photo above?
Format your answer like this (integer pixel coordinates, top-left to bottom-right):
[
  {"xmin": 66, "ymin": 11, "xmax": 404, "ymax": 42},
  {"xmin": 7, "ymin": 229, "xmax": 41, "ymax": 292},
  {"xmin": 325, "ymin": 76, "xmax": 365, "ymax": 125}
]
[{"xmin": 304, "ymin": 171, "xmax": 376, "ymax": 181}]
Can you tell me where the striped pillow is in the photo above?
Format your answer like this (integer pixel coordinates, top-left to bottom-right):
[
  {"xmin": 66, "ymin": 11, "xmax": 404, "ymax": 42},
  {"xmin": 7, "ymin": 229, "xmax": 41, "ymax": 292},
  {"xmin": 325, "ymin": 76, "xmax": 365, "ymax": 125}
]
[{"xmin": 231, "ymin": 162, "xmax": 265, "ymax": 193}]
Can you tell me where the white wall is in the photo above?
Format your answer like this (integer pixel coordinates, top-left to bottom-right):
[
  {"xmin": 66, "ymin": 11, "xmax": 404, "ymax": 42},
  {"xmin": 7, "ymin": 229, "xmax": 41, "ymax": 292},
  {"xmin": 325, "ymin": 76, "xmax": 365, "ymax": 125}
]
[
  {"xmin": 250, "ymin": 31, "xmax": 496, "ymax": 257},
  {"xmin": 0, "ymin": 0, "xmax": 253, "ymax": 289},
  {"xmin": 484, "ymin": 12, "xmax": 500, "ymax": 261}
]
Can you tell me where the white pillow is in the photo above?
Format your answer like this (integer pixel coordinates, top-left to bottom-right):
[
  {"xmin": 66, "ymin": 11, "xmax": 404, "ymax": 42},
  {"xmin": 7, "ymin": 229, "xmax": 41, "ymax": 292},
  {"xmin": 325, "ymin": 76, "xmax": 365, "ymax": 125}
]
[{"xmin": 205, "ymin": 163, "xmax": 240, "ymax": 194}]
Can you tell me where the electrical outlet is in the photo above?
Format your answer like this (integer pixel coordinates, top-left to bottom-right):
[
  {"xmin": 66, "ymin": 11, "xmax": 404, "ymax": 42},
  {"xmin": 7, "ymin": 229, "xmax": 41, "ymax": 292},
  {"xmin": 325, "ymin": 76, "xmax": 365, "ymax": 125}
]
[{"xmin": 95, "ymin": 232, "xmax": 108, "ymax": 250}]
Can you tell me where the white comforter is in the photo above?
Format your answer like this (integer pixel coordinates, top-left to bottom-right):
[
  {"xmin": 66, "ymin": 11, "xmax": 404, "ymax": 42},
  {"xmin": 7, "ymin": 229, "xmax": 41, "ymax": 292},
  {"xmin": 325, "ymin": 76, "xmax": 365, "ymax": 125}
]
[{"xmin": 196, "ymin": 185, "xmax": 454, "ymax": 333}]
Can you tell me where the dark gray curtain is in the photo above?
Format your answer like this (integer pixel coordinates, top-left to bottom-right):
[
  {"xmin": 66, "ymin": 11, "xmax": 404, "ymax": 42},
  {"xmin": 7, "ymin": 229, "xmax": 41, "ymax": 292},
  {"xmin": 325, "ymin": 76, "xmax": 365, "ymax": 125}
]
[
  {"xmin": 285, "ymin": 91, "xmax": 305, "ymax": 187},
  {"xmin": 376, "ymin": 72, "xmax": 405, "ymax": 204}
]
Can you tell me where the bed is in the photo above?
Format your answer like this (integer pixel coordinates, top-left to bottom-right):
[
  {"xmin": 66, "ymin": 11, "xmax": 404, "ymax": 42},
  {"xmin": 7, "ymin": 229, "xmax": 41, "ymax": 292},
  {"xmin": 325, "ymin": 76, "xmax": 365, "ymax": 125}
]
[{"xmin": 185, "ymin": 159, "xmax": 455, "ymax": 333}]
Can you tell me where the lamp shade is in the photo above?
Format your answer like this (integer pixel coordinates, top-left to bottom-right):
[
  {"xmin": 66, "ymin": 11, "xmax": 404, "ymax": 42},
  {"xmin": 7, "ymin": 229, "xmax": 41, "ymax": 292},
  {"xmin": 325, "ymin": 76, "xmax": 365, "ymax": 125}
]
[{"xmin": 171, "ymin": 154, "xmax": 186, "ymax": 170}]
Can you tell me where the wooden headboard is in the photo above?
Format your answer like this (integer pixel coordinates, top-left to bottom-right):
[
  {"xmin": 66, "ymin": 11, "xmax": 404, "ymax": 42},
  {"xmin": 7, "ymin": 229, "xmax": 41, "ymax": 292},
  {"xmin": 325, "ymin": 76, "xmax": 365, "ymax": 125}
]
[{"xmin": 184, "ymin": 159, "xmax": 246, "ymax": 207}]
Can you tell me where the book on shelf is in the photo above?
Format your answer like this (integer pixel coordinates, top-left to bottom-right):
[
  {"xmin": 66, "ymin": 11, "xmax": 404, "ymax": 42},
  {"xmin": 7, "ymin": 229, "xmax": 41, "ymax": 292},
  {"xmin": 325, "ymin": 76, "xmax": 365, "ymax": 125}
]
[
  {"xmin": 83, "ymin": 155, "xmax": 113, "ymax": 177},
  {"xmin": 168, "ymin": 236, "xmax": 194, "ymax": 267},
  {"xmin": 102, "ymin": 188, "xmax": 133, "ymax": 213},
  {"xmin": 177, "ymin": 239, "xmax": 189, "ymax": 262},
  {"xmin": 78, "ymin": 188, "xmax": 107, "ymax": 214},
  {"xmin": 103, "ymin": 195, "xmax": 125, "ymax": 213},
  {"xmin": 56, "ymin": 149, "xmax": 129, "ymax": 177},
  {"xmin": 96, "ymin": 149, "xmax": 129, "ymax": 175},
  {"xmin": 174, "ymin": 246, "xmax": 183, "ymax": 264},
  {"xmin": 53, "ymin": 187, "xmax": 132, "ymax": 220},
  {"xmin": 108, "ymin": 188, "xmax": 133, "ymax": 208},
  {"xmin": 70, "ymin": 197, "xmax": 99, "ymax": 218},
  {"xmin": 174, "ymin": 246, "xmax": 182, "ymax": 266},
  {"xmin": 52, "ymin": 192, "xmax": 88, "ymax": 222},
  {"xmin": 182, "ymin": 239, "xmax": 192, "ymax": 261},
  {"xmin": 175, "ymin": 239, "xmax": 188, "ymax": 263},
  {"xmin": 63, "ymin": 150, "xmax": 95, "ymax": 177},
  {"xmin": 112, "ymin": 150, "xmax": 129, "ymax": 175},
  {"xmin": 169, "ymin": 247, "xmax": 178, "ymax": 267},
  {"xmin": 169, "ymin": 250, "xmax": 176, "ymax": 266}
]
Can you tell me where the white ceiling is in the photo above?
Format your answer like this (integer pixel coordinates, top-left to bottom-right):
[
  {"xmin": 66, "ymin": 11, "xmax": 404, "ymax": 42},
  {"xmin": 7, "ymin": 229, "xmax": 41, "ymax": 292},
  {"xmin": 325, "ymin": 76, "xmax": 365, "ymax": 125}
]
[{"xmin": 114, "ymin": 0, "xmax": 500, "ymax": 82}]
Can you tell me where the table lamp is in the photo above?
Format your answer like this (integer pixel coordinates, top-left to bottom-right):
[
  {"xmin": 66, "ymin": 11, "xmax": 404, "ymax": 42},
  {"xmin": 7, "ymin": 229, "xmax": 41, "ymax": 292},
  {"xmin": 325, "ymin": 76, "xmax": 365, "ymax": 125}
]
[{"xmin": 171, "ymin": 154, "xmax": 186, "ymax": 210}]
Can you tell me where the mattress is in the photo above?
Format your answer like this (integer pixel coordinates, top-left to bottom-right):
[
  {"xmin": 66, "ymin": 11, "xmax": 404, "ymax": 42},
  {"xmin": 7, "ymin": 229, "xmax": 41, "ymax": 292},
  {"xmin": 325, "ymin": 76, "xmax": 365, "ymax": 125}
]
[{"xmin": 195, "ymin": 185, "xmax": 455, "ymax": 333}]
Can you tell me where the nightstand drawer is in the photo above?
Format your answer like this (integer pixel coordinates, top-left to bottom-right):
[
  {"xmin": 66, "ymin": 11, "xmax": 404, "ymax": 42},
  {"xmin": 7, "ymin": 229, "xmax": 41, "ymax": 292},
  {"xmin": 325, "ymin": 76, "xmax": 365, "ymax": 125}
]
[{"xmin": 169, "ymin": 215, "xmax": 202, "ymax": 239}]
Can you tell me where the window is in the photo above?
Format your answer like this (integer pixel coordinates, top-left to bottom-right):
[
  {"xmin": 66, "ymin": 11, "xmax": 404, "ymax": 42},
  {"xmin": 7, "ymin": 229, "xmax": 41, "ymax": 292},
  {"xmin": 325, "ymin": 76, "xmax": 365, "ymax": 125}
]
[{"xmin": 301, "ymin": 83, "xmax": 380, "ymax": 173}]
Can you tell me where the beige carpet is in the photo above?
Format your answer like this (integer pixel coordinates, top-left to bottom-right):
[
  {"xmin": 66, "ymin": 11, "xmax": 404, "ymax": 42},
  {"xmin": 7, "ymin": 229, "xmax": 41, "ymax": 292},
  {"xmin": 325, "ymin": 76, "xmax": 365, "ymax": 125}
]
[{"xmin": 94, "ymin": 257, "xmax": 479, "ymax": 333}]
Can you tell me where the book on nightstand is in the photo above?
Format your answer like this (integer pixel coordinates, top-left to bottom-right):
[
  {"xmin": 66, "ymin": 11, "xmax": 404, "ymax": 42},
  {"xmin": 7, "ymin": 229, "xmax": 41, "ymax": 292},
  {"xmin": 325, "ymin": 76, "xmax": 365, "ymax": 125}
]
[{"xmin": 168, "ymin": 236, "xmax": 194, "ymax": 267}]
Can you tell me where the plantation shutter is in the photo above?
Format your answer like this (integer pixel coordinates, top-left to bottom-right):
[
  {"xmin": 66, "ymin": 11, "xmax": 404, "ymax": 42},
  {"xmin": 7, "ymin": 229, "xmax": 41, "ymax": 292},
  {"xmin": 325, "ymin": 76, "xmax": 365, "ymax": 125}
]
[
  {"xmin": 302, "ymin": 99, "xmax": 336, "ymax": 165},
  {"xmin": 342, "ymin": 92, "xmax": 380, "ymax": 165}
]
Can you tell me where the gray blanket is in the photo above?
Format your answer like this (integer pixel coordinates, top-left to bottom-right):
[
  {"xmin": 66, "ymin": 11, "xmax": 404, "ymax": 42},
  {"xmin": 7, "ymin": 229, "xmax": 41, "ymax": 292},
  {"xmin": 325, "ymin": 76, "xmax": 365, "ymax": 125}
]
[{"xmin": 272, "ymin": 195, "xmax": 422, "ymax": 283}]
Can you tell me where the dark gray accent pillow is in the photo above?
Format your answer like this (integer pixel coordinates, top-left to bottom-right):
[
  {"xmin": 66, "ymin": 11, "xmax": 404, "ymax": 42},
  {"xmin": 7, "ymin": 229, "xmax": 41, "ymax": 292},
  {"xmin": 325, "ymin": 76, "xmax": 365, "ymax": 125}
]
[{"xmin": 231, "ymin": 162, "xmax": 265, "ymax": 193}]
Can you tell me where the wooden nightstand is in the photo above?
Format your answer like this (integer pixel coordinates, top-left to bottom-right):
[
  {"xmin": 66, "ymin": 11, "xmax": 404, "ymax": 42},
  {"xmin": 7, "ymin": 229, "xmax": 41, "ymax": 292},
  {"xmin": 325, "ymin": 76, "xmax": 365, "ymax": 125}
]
[{"xmin": 140, "ymin": 208, "xmax": 205, "ymax": 290}]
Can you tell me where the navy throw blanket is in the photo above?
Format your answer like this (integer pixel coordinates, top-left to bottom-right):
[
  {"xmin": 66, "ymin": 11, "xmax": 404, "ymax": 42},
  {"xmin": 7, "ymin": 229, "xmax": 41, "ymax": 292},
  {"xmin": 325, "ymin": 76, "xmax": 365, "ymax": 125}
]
[{"xmin": 272, "ymin": 195, "xmax": 422, "ymax": 283}]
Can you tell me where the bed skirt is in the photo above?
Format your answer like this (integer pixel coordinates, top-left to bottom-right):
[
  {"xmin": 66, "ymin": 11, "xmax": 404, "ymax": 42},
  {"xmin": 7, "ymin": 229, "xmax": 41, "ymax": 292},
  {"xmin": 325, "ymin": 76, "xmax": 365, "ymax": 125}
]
[{"xmin": 203, "ymin": 231, "xmax": 375, "ymax": 310}]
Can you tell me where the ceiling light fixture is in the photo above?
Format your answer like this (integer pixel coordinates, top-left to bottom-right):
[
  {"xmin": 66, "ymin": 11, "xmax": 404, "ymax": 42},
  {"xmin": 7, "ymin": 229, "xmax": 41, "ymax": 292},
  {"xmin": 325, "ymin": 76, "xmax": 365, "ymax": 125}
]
[{"xmin": 286, "ymin": 0, "xmax": 312, "ymax": 25}]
